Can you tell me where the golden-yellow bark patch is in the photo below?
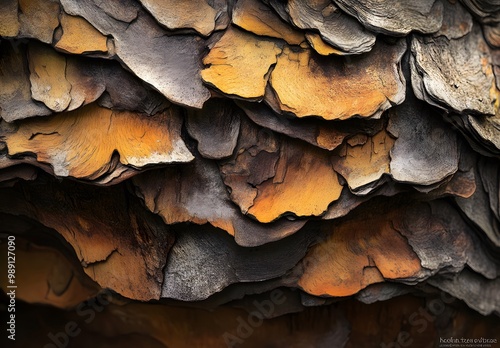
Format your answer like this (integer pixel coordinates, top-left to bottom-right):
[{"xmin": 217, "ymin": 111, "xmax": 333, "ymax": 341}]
[
  {"xmin": 55, "ymin": 13, "xmax": 108, "ymax": 54},
  {"xmin": 19, "ymin": 0, "xmax": 60, "ymax": 43},
  {"xmin": 306, "ymin": 32, "xmax": 347, "ymax": 55},
  {"xmin": 139, "ymin": 0, "xmax": 217, "ymax": 36},
  {"xmin": 233, "ymin": 0, "xmax": 305, "ymax": 45},
  {"xmin": 201, "ymin": 27, "xmax": 282, "ymax": 99},
  {"xmin": 28, "ymin": 42, "xmax": 72, "ymax": 112},
  {"xmin": 0, "ymin": 0, "xmax": 20, "ymax": 37},
  {"xmin": 4, "ymin": 103, "xmax": 193, "ymax": 179},
  {"xmin": 332, "ymin": 129, "xmax": 395, "ymax": 190},
  {"xmin": 269, "ymin": 40, "xmax": 406, "ymax": 119}
]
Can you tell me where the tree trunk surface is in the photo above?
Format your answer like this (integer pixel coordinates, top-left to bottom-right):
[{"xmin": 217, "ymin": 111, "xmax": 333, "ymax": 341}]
[{"xmin": 1, "ymin": 0, "xmax": 500, "ymax": 347}]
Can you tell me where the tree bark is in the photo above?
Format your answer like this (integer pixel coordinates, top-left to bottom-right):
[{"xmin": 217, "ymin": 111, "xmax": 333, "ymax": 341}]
[{"xmin": 1, "ymin": 0, "xmax": 500, "ymax": 347}]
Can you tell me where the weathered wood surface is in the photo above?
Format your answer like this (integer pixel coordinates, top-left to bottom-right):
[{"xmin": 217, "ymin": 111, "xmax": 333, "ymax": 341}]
[
  {"xmin": 284, "ymin": 0, "xmax": 376, "ymax": 54},
  {"xmin": 60, "ymin": 0, "xmax": 211, "ymax": 108},
  {"xmin": 161, "ymin": 224, "xmax": 317, "ymax": 301},
  {"xmin": 0, "ymin": 42, "xmax": 51, "ymax": 122},
  {"xmin": 267, "ymin": 38, "xmax": 406, "ymax": 119},
  {"xmin": 132, "ymin": 154, "xmax": 307, "ymax": 247},
  {"xmin": 388, "ymin": 91, "xmax": 459, "ymax": 185},
  {"xmin": 137, "ymin": 0, "xmax": 226, "ymax": 36},
  {"xmin": 55, "ymin": 11, "xmax": 109, "ymax": 54},
  {"xmin": 0, "ymin": 176, "xmax": 174, "ymax": 301},
  {"xmin": 6, "ymin": 289, "xmax": 500, "ymax": 348},
  {"xmin": 2, "ymin": 103, "xmax": 192, "ymax": 181},
  {"xmin": 233, "ymin": 0, "xmax": 305, "ymax": 45},
  {"xmin": 18, "ymin": 0, "xmax": 60, "ymax": 43},
  {"xmin": 1, "ymin": 0, "xmax": 500, "ymax": 346},
  {"xmin": 333, "ymin": 0, "xmax": 444, "ymax": 35},
  {"xmin": 411, "ymin": 23, "xmax": 498, "ymax": 115}
]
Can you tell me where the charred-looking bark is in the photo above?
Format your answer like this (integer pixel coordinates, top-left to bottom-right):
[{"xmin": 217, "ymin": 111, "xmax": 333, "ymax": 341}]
[{"xmin": 1, "ymin": 0, "xmax": 500, "ymax": 347}]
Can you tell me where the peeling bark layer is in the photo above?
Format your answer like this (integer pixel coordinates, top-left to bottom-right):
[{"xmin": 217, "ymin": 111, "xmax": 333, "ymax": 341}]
[{"xmin": 1, "ymin": 0, "xmax": 500, "ymax": 347}]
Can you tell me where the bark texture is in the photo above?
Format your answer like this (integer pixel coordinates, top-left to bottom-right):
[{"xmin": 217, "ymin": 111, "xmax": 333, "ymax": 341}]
[{"xmin": 1, "ymin": 0, "xmax": 500, "ymax": 347}]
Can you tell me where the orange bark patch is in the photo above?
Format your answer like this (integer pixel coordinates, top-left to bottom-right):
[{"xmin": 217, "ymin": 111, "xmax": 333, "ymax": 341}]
[
  {"xmin": 247, "ymin": 140, "xmax": 343, "ymax": 223},
  {"xmin": 233, "ymin": 0, "xmax": 305, "ymax": 45},
  {"xmin": 4, "ymin": 103, "xmax": 193, "ymax": 179},
  {"xmin": 269, "ymin": 40, "xmax": 406, "ymax": 119},
  {"xmin": 0, "ymin": 181, "xmax": 174, "ymax": 301},
  {"xmin": 139, "ymin": 0, "xmax": 218, "ymax": 36},
  {"xmin": 298, "ymin": 208, "xmax": 422, "ymax": 296},
  {"xmin": 19, "ymin": 0, "xmax": 60, "ymax": 43},
  {"xmin": 0, "ymin": 239, "xmax": 99, "ymax": 308},
  {"xmin": 28, "ymin": 42, "xmax": 72, "ymax": 112},
  {"xmin": 55, "ymin": 12, "xmax": 108, "ymax": 54},
  {"xmin": 306, "ymin": 33, "xmax": 348, "ymax": 56},
  {"xmin": 201, "ymin": 27, "xmax": 282, "ymax": 99},
  {"xmin": 0, "ymin": 0, "xmax": 19, "ymax": 37}
]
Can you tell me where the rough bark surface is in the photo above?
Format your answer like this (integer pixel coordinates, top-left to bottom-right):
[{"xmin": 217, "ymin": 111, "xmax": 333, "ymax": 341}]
[{"xmin": 1, "ymin": 1, "xmax": 500, "ymax": 347}]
